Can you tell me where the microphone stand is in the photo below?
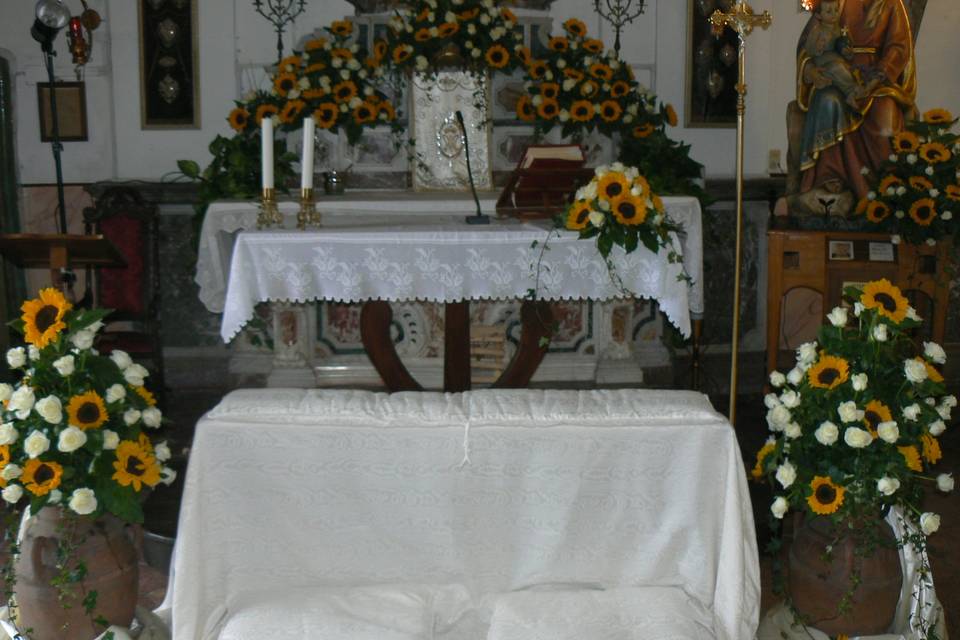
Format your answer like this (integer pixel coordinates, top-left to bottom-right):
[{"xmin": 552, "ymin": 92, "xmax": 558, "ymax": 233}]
[{"xmin": 455, "ymin": 110, "xmax": 489, "ymax": 225}]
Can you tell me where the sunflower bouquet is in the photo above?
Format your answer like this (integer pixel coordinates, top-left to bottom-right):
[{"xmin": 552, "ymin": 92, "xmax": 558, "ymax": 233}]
[
  {"xmin": 378, "ymin": 0, "xmax": 523, "ymax": 75},
  {"xmin": 754, "ymin": 279, "xmax": 953, "ymax": 532},
  {"xmin": 0, "ymin": 288, "xmax": 172, "ymax": 522},
  {"xmin": 859, "ymin": 108, "xmax": 960, "ymax": 246}
]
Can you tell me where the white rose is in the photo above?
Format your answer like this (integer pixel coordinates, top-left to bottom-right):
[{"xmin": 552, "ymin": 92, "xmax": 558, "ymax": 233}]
[
  {"xmin": 904, "ymin": 359, "xmax": 928, "ymax": 384},
  {"xmin": 53, "ymin": 355, "xmax": 75, "ymax": 376},
  {"xmin": 68, "ymin": 488, "xmax": 98, "ymax": 516},
  {"xmin": 9, "ymin": 386, "xmax": 36, "ymax": 418},
  {"xmin": 110, "ymin": 350, "xmax": 133, "ymax": 371},
  {"xmin": 943, "ymin": 395, "xmax": 958, "ymax": 408},
  {"xmin": 102, "ymin": 429, "xmax": 119, "ymax": 450},
  {"xmin": 838, "ymin": 401, "xmax": 859, "ymax": 423},
  {"xmin": 587, "ymin": 211, "xmax": 605, "ymax": 228},
  {"xmin": 827, "ymin": 306, "xmax": 848, "ymax": 327},
  {"xmin": 938, "ymin": 405, "xmax": 953, "ymax": 421},
  {"xmin": 923, "ymin": 341, "xmax": 947, "ymax": 364},
  {"xmin": 785, "ymin": 422, "xmax": 802, "ymax": 439},
  {"xmin": 851, "ymin": 373, "xmax": 868, "ymax": 391},
  {"xmin": 24, "ymin": 430, "xmax": 50, "ymax": 458},
  {"xmin": 872, "ymin": 324, "xmax": 889, "ymax": 342},
  {"xmin": 154, "ymin": 441, "xmax": 172, "ymax": 462},
  {"xmin": 937, "ymin": 473, "xmax": 954, "ymax": 493},
  {"xmin": 70, "ymin": 329, "xmax": 96, "ymax": 350},
  {"xmin": 943, "ymin": 210, "xmax": 954, "ymax": 221},
  {"xmin": 815, "ymin": 421, "xmax": 839, "ymax": 445},
  {"xmin": 767, "ymin": 405, "xmax": 792, "ymax": 431},
  {"xmin": 920, "ymin": 512, "xmax": 940, "ymax": 535},
  {"xmin": 844, "ymin": 426, "xmax": 873, "ymax": 448},
  {"xmin": 0, "ymin": 422, "xmax": 17, "ymax": 446},
  {"xmin": 769, "ymin": 371, "xmax": 786, "ymax": 388},
  {"xmin": 48, "ymin": 489, "xmax": 62, "ymax": 504},
  {"xmin": 877, "ymin": 476, "xmax": 901, "ymax": 496},
  {"xmin": 771, "ymin": 496, "xmax": 789, "ymax": 519},
  {"xmin": 776, "ymin": 461, "xmax": 797, "ymax": 488},
  {"xmin": 877, "ymin": 421, "xmax": 899, "ymax": 443},
  {"xmin": 1, "ymin": 464, "xmax": 22, "ymax": 480},
  {"xmin": 787, "ymin": 367, "xmax": 805, "ymax": 386},
  {"xmin": 160, "ymin": 467, "xmax": 177, "ymax": 486},
  {"xmin": 123, "ymin": 409, "xmax": 141, "ymax": 426},
  {"xmin": 0, "ymin": 383, "xmax": 13, "ymax": 402},
  {"xmin": 764, "ymin": 393, "xmax": 781, "ymax": 409},
  {"xmin": 28, "ymin": 346, "xmax": 40, "ymax": 361},
  {"xmin": 797, "ymin": 342, "xmax": 819, "ymax": 365},
  {"xmin": 6, "ymin": 347, "xmax": 26, "ymax": 369},
  {"xmin": 123, "ymin": 364, "xmax": 149, "ymax": 387},
  {"xmin": 854, "ymin": 301, "xmax": 865, "ymax": 316},
  {"xmin": 907, "ymin": 306, "xmax": 921, "ymax": 321},
  {"xmin": 142, "ymin": 407, "xmax": 163, "ymax": 429},
  {"xmin": 891, "ymin": 234, "xmax": 901, "ymax": 245},
  {"xmin": 2, "ymin": 484, "xmax": 23, "ymax": 504},
  {"xmin": 780, "ymin": 390, "xmax": 802, "ymax": 409},
  {"xmin": 57, "ymin": 426, "xmax": 88, "ymax": 453},
  {"xmin": 903, "ymin": 404, "xmax": 921, "ymax": 421},
  {"xmin": 105, "ymin": 384, "xmax": 126, "ymax": 404},
  {"xmin": 34, "ymin": 395, "xmax": 63, "ymax": 424},
  {"xmin": 928, "ymin": 420, "xmax": 946, "ymax": 436}
]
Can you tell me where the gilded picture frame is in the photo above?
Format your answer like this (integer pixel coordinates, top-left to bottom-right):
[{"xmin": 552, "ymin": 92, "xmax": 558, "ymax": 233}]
[{"xmin": 37, "ymin": 82, "xmax": 88, "ymax": 142}]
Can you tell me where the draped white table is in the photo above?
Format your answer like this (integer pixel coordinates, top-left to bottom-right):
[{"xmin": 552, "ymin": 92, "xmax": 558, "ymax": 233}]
[{"xmin": 157, "ymin": 387, "xmax": 760, "ymax": 640}]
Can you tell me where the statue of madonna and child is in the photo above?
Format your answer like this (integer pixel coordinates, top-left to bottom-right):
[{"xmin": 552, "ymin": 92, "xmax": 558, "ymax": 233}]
[{"xmin": 783, "ymin": 0, "xmax": 922, "ymax": 219}]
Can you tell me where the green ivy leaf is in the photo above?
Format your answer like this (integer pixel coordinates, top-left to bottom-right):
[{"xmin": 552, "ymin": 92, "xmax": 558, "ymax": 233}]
[{"xmin": 177, "ymin": 160, "xmax": 201, "ymax": 179}]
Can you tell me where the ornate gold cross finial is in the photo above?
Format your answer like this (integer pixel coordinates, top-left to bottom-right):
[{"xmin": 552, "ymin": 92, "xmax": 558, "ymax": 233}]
[{"xmin": 708, "ymin": 2, "xmax": 772, "ymax": 39}]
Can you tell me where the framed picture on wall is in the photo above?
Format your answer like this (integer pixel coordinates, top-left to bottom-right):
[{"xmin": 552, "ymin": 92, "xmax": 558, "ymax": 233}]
[
  {"xmin": 138, "ymin": 0, "xmax": 200, "ymax": 128},
  {"xmin": 37, "ymin": 82, "xmax": 88, "ymax": 142},
  {"xmin": 685, "ymin": 0, "xmax": 738, "ymax": 127}
]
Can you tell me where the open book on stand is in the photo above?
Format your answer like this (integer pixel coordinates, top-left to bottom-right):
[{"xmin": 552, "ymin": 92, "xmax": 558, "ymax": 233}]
[{"xmin": 496, "ymin": 144, "xmax": 594, "ymax": 220}]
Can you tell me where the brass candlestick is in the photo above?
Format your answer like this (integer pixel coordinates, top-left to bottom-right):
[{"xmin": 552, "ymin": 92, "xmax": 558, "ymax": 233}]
[
  {"xmin": 257, "ymin": 188, "xmax": 283, "ymax": 229},
  {"xmin": 297, "ymin": 188, "xmax": 320, "ymax": 229},
  {"xmin": 708, "ymin": 2, "xmax": 771, "ymax": 426}
]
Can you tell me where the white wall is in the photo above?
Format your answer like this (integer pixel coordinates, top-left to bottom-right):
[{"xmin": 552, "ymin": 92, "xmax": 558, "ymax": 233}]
[{"xmin": 3, "ymin": 0, "xmax": 958, "ymax": 184}]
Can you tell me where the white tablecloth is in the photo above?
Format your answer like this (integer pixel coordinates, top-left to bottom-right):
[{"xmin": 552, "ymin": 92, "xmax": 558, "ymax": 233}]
[
  {"xmin": 157, "ymin": 388, "xmax": 759, "ymax": 640},
  {"xmin": 197, "ymin": 194, "xmax": 703, "ymax": 343}
]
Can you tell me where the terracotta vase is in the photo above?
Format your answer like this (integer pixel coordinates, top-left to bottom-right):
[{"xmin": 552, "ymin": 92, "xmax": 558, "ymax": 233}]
[
  {"xmin": 14, "ymin": 508, "xmax": 139, "ymax": 640},
  {"xmin": 788, "ymin": 515, "xmax": 902, "ymax": 636}
]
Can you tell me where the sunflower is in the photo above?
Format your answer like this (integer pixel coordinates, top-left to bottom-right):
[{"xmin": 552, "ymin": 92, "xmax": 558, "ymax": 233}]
[
  {"xmin": 500, "ymin": 7, "xmax": 517, "ymax": 23},
  {"xmin": 899, "ymin": 445, "xmax": 923, "ymax": 471},
  {"xmin": 373, "ymin": 40, "xmax": 388, "ymax": 62},
  {"xmin": 515, "ymin": 46, "xmax": 532, "ymax": 66},
  {"xmin": 665, "ymin": 104, "xmax": 679, "ymax": 127},
  {"xmin": 536, "ymin": 98, "xmax": 560, "ymax": 120},
  {"xmin": 528, "ymin": 60, "xmax": 548, "ymax": 80},
  {"xmin": 273, "ymin": 72, "xmax": 298, "ymax": 97},
  {"xmin": 892, "ymin": 131, "xmax": 919, "ymax": 152},
  {"xmin": 414, "ymin": 7, "xmax": 430, "ymax": 21},
  {"xmin": 632, "ymin": 123, "xmax": 654, "ymax": 138},
  {"xmin": 651, "ymin": 194, "xmax": 665, "ymax": 213},
  {"xmin": 589, "ymin": 63, "xmax": 614, "ymax": 82},
  {"xmin": 855, "ymin": 197, "xmax": 869, "ymax": 215},
  {"xmin": 112, "ymin": 434, "xmax": 161, "ymax": 492},
  {"xmin": 548, "ymin": 36, "xmax": 569, "ymax": 52},
  {"xmin": 860, "ymin": 279, "xmax": 908, "ymax": 323},
  {"xmin": 599, "ymin": 100, "xmax": 623, "ymax": 123},
  {"xmin": 583, "ymin": 39, "xmax": 604, "ymax": 54},
  {"xmin": 330, "ymin": 20, "xmax": 353, "ymax": 37},
  {"xmin": 21, "ymin": 459, "xmax": 63, "ymax": 497},
  {"xmin": 563, "ymin": 18, "xmax": 587, "ymax": 38},
  {"xmin": 807, "ymin": 476, "xmax": 845, "ymax": 515},
  {"xmin": 865, "ymin": 200, "xmax": 891, "ymax": 223},
  {"xmin": 134, "ymin": 386, "xmax": 157, "ymax": 407},
  {"xmin": 919, "ymin": 142, "xmax": 951, "ymax": 164},
  {"xmin": 333, "ymin": 80, "xmax": 358, "ymax": 103},
  {"xmin": 516, "ymin": 95, "xmax": 535, "ymax": 122},
  {"xmin": 457, "ymin": 7, "xmax": 480, "ymax": 21},
  {"xmin": 909, "ymin": 175, "xmax": 933, "ymax": 191},
  {"xmin": 751, "ymin": 441, "xmax": 776, "ymax": 481},
  {"xmin": 878, "ymin": 175, "xmax": 903, "ymax": 193},
  {"xmin": 0, "ymin": 445, "xmax": 10, "ymax": 485},
  {"xmin": 278, "ymin": 55, "xmax": 301, "ymax": 72},
  {"xmin": 331, "ymin": 47, "xmax": 353, "ymax": 61},
  {"xmin": 921, "ymin": 433, "xmax": 942, "ymax": 464},
  {"xmin": 313, "ymin": 103, "xmax": 339, "ymax": 129},
  {"xmin": 909, "ymin": 198, "xmax": 937, "ymax": 226},
  {"xmin": 438, "ymin": 22, "xmax": 459, "ymax": 38},
  {"xmin": 305, "ymin": 62, "xmax": 328, "ymax": 74},
  {"xmin": 611, "ymin": 195, "xmax": 648, "ymax": 226},
  {"xmin": 305, "ymin": 38, "xmax": 328, "ymax": 52},
  {"xmin": 279, "ymin": 99, "xmax": 306, "ymax": 124},
  {"xmin": 610, "ymin": 81, "xmax": 631, "ymax": 98},
  {"xmin": 598, "ymin": 172, "xmax": 631, "ymax": 201},
  {"xmin": 486, "ymin": 45, "xmax": 510, "ymax": 69},
  {"xmin": 632, "ymin": 175, "xmax": 651, "ymax": 198},
  {"xmin": 923, "ymin": 108, "xmax": 953, "ymax": 124},
  {"xmin": 922, "ymin": 359, "xmax": 945, "ymax": 383},
  {"xmin": 392, "ymin": 45, "xmax": 414, "ymax": 64},
  {"xmin": 947, "ymin": 185, "xmax": 960, "ymax": 201},
  {"xmin": 67, "ymin": 390, "xmax": 108, "ymax": 430},
  {"xmin": 378, "ymin": 101, "xmax": 397, "ymax": 121},
  {"xmin": 566, "ymin": 200, "xmax": 593, "ymax": 230},
  {"xmin": 353, "ymin": 101, "xmax": 378, "ymax": 125},
  {"xmin": 863, "ymin": 399, "xmax": 892, "ymax": 437},
  {"xmin": 414, "ymin": 27, "xmax": 432, "ymax": 42},
  {"xmin": 255, "ymin": 104, "xmax": 279, "ymax": 125},
  {"xmin": 21, "ymin": 287, "xmax": 72, "ymax": 348},
  {"xmin": 302, "ymin": 87, "xmax": 328, "ymax": 100},
  {"xmin": 570, "ymin": 100, "xmax": 595, "ymax": 122},
  {"xmin": 228, "ymin": 107, "xmax": 250, "ymax": 132},
  {"xmin": 540, "ymin": 82, "xmax": 560, "ymax": 100},
  {"xmin": 807, "ymin": 354, "xmax": 850, "ymax": 390}
]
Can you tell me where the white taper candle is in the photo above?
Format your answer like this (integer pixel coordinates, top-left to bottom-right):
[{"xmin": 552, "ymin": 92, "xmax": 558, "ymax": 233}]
[
  {"xmin": 301, "ymin": 116, "xmax": 315, "ymax": 190},
  {"xmin": 261, "ymin": 116, "xmax": 274, "ymax": 191}
]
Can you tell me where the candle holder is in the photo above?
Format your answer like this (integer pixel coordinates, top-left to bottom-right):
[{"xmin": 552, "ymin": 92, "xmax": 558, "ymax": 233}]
[
  {"xmin": 257, "ymin": 188, "xmax": 283, "ymax": 229},
  {"xmin": 297, "ymin": 188, "xmax": 321, "ymax": 229}
]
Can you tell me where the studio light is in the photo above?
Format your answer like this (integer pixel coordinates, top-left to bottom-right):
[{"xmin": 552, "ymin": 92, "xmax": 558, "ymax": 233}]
[{"xmin": 31, "ymin": 0, "xmax": 71, "ymax": 52}]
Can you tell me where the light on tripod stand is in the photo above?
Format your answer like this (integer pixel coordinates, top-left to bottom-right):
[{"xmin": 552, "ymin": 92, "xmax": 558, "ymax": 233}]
[{"xmin": 31, "ymin": 0, "xmax": 70, "ymax": 53}]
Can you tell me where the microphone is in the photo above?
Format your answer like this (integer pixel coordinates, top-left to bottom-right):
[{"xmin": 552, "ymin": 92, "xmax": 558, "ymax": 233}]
[{"xmin": 455, "ymin": 110, "xmax": 489, "ymax": 225}]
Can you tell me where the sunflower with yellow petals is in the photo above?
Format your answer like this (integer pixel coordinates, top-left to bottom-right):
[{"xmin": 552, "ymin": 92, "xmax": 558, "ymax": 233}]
[
  {"xmin": 807, "ymin": 476, "xmax": 845, "ymax": 515},
  {"xmin": 909, "ymin": 175, "xmax": 933, "ymax": 191},
  {"xmin": 632, "ymin": 123, "xmax": 654, "ymax": 138},
  {"xmin": 302, "ymin": 88, "xmax": 328, "ymax": 100},
  {"xmin": 516, "ymin": 95, "xmax": 536, "ymax": 122},
  {"xmin": 304, "ymin": 38, "xmax": 327, "ymax": 52},
  {"xmin": 392, "ymin": 45, "xmax": 413, "ymax": 64},
  {"xmin": 536, "ymin": 98, "xmax": 560, "ymax": 121},
  {"xmin": 860, "ymin": 279, "xmax": 908, "ymax": 323},
  {"xmin": 947, "ymin": 185, "xmax": 960, "ymax": 201},
  {"xmin": 665, "ymin": 104, "xmax": 679, "ymax": 127},
  {"xmin": 134, "ymin": 386, "xmax": 157, "ymax": 407},
  {"xmin": 500, "ymin": 8, "xmax": 517, "ymax": 23},
  {"xmin": 112, "ymin": 434, "xmax": 162, "ymax": 492},
  {"xmin": 228, "ymin": 107, "xmax": 250, "ymax": 132},
  {"xmin": 21, "ymin": 287, "xmax": 72, "ymax": 348},
  {"xmin": 566, "ymin": 200, "xmax": 593, "ymax": 231},
  {"xmin": 0, "ymin": 445, "xmax": 10, "ymax": 484},
  {"xmin": 579, "ymin": 80, "xmax": 599, "ymax": 98},
  {"xmin": 899, "ymin": 445, "xmax": 923, "ymax": 472},
  {"xmin": 67, "ymin": 390, "xmax": 109, "ymax": 430},
  {"xmin": 921, "ymin": 434, "xmax": 942, "ymax": 464},
  {"xmin": 548, "ymin": 36, "xmax": 569, "ymax": 52},
  {"xmin": 583, "ymin": 39, "xmax": 604, "ymax": 54},
  {"xmin": 610, "ymin": 81, "xmax": 631, "ymax": 98},
  {"xmin": 273, "ymin": 72, "xmax": 298, "ymax": 97},
  {"xmin": 456, "ymin": 7, "xmax": 479, "ymax": 21},
  {"xmin": 892, "ymin": 131, "xmax": 919, "ymax": 153},
  {"xmin": 373, "ymin": 40, "xmax": 388, "ymax": 62},
  {"xmin": 751, "ymin": 441, "xmax": 776, "ymax": 481},
  {"xmin": 305, "ymin": 62, "xmax": 328, "ymax": 74},
  {"xmin": 330, "ymin": 20, "xmax": 353, "ymax": 37},
  {"xmin": 352, "ymin": 101, "xmax": 378, "ymax": 125},
  {"xmin": 921, "ymin": 359, "xmax": 945, "ymax": 383},
  {"xmin": 599, "ymin": 100, "xmax": 623, "ymax": 123},
  {"xmin": 313, "ymin": 103, "xmax": 339, "ymax": 129},
  {"xmin": 563, "ymin": 68, "xmax": 584, "ymax": 81},
  {"xmin": 909, "ymin": 198, "xmax": 937, "ymax": 226},
  {"xmin": 865, "ymin": 201, "xmax": 890, "ymax": 223},
  {"xmin": 597, "ymin": 172, "xmax": 631, "ymax": 202},
  {"xmin": 569, "ymin": 100, "xmax": 595, "ymax": 122},
  {"xmin": 878, "ymin": 175, "xmax": 903, "ymax": 193},
  {"xmin": 278, "ymin": 99, "xmax": 306, "ymax": 124},
  {"xmin": 923, "ymin": 108, "xmax": 953, "ymax": 124},
  {"xmin": 21, "ymin": 459, "xmax": 63, "ymax": 497},
  {"xmin": 527, "ymin": 60, "xmax": 548, "ymax": 80},
  {"xmin": 807, "ymin": 354, "xmax": 850, "ymax": 390},
  {"xmin": 589, "ymin": 63, "xmax": 614, "ymax": 82},
  {"xmin": 611, "ymin": 195, "xmax": 648, "ymax": 226},
  {"xmin": 515, "ymin": 46, "xmax": 532, "ymax": 66},
  {"xmin": 563, "ymin": 18, "xmax": 587, "ymax": 38},
  {"xmin": 333, "ymin": 81, "xmax": 358, "ymax": 104},
  {"xmin": 863, "ymin": 400, "xmax": 892, "ymax": 437},
  {"xmin": 438, "ymin": 22, "xmax": 459, "ymax": 38},
  {"xmin": 414, "ymin": 27, "xmax": 432, "ymax": 42},
  {"xmin": 539, "ymin": 82, "xmax": 560, "ymax": 100},
  {"xmin": 255, "ymin": 104, "xmax": 279, "ymax": 125},
  {"xmin": 378, "ymin": 101, "xmax": 397, "ymax": 122},
  {"xmin": 919, "ymin": 142, "xmax": 951, "ymax": 164}
]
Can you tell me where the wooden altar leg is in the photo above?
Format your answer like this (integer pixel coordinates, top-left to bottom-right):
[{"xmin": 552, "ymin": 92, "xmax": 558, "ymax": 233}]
[
  {"xmin": 360, "ymin": 301, "xmax": 423, "ymax": 392},
  {"xmin": 492, "ymin": 300, "xmax": 553, "ymax": 389},
  {"xmin": 444, "ymin": 301, "xmax": 471, "ymax": 392}
]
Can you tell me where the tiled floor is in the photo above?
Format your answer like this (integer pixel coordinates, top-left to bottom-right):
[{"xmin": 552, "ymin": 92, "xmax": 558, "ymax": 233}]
[{"xmin": 141, "ymin": 388, "xmax": 958, "ymax": 637}]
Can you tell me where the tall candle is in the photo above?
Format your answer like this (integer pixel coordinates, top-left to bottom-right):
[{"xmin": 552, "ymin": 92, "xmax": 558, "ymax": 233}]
[
  {"xmin": 261, "ymin": 117, "xmax": 274, "ymax": 190},
  {"xmin": 301, "ymin": 116, "xmax": 315, "ymax": 191}
]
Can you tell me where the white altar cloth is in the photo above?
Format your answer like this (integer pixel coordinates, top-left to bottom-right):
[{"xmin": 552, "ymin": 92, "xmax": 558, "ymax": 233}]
[
  {"xmin": 202, "ymin": 195, "xmax": 703, "ymax": 343},
  {"xmin": 158, "ymin": 388, "xmax": 759, "ymax": 640}
]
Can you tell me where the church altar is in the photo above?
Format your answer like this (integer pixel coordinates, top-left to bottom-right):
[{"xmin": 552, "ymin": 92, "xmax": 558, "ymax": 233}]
[{"xmin": 195, "ymin": 193, "xmax": 704, "ymax": 388}]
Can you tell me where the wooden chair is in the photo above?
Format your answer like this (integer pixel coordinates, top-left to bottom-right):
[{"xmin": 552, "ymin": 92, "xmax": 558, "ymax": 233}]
[{"xmin": 83, "ymin": 186, "xmax": 165, "ymax": 407}]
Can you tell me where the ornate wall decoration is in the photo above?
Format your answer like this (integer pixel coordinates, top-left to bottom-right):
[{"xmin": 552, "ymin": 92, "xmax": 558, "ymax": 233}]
[
  {"xmin": 138, "ymin": 0, "xmax": 200, "ymax": 128},
  {"xmin": 685, "ymin": 0, "xmax": 738, "ymax": 127}
]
